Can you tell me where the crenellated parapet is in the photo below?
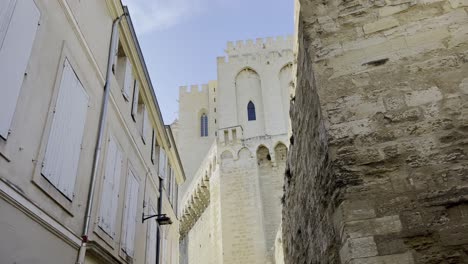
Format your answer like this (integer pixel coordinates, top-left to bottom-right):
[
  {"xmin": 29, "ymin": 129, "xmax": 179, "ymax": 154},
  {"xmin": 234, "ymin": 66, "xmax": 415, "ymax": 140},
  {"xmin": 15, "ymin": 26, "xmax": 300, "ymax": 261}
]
[
  {"xmin": 217, "ymin": 35, "xmax": 294, "ymax": 66},
  {"xmin": 225, "ymin": 35, "xmax": 293, "ymax": 56},
  {"xmin": 179, "ymin": 142, "xmax": 218, "ymax": 237},
  {"xmin": 179, "ymin": 84, "xmax": 210, "ymax": 97}
]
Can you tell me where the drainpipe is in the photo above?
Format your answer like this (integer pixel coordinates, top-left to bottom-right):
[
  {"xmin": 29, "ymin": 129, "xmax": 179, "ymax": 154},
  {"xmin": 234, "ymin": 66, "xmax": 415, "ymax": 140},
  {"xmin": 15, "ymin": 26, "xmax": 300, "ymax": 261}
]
[
  {"xmin": 76, "ymin": 12, "xmax": 127, "ymax": 264},
  {"xmin": 156, "ymin": 176, "xmax": 163, "ymax": 264}
]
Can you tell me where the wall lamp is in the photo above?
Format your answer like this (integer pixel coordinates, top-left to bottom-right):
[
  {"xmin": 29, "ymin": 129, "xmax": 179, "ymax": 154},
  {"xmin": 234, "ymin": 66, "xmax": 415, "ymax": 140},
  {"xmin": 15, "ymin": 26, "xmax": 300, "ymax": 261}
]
[{"xmin": 142, "ymin": 213, "xmax": 173, "ymax": 225}]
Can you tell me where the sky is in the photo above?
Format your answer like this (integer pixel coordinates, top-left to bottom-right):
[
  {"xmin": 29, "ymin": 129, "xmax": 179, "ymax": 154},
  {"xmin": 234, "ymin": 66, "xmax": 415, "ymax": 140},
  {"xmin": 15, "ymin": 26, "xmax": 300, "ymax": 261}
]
[{"xmin": 121, "ymin": 0, "xmax": 294, "ymax": 124}]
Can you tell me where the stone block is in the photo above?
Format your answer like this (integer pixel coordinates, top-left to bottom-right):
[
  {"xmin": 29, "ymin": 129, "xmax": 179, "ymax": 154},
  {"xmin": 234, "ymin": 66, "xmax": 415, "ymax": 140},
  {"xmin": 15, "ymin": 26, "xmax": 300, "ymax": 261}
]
[
  {"xmin": 383, "ymin": 93, "xmax": 406, "ymax": 111},
  {"xmin": 343, "ymin": 215, "xmax": 403, "ymax": 240},
  {"xmin": 363, "ymin": 17, "xmax": 400, "ymax": 34},
  {"xmin": 459, "ymin": 78, "xmax": 468, "ymax": 94},
  {"xmin": 439, "ymin": 224, "xmax": 468, "ymax": 246},
  {"xmin": 340, "ymin": 236, "xmax": 378, "ymax": 263},
  {"xmin": 339, "ymin": 200, "xmax": 376, "ymax": 222},
  {"xmin": 404, "ymin": 87, "xmax": 443, "ymax": 107},
  {"xmin": 379, "ymin": 4, "xmax": 410, "ymax": 17},
  {"xmin": 348, "ymin": 251, "xmax": 415, "ymax": 264},
  {"xmin": 374, "ymin": 235, "xmax": 408, "ymax": 255},
  {"xmin": 449, "ymin": 0, "xmax": 468, "ymax": 8}
]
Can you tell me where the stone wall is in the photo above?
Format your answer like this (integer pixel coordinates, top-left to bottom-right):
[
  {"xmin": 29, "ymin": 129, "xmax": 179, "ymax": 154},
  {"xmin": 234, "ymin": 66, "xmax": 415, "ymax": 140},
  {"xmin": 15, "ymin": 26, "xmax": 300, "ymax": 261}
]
[{"xmin": 284, "ymin": 0, "xmax": 468, "ymax": 263}]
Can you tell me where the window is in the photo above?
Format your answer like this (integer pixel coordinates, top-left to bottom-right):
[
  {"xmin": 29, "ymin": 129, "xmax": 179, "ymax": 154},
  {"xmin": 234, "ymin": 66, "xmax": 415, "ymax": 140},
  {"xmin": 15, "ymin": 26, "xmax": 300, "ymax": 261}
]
[
  {"xmin": 0, "ymin": 0, "xmax": 40, "ymax": 139},
  {"xmin": 122, "ymin": 168, "xmax": 139, "ymax": 257},
  {"xmin": 131, "ymin": 81, "xmax": 139, "ymax": 121},
  {"xmin": 98, "ymin": 135, "xmax": 123, "ymax": 237},
  {"xmin": 200, "ymin": 113, "xmax": 208, "ymax": 137},
  {"xmin": 145, "ymin": 206, "xmax": 157, "ymax": 264},
  {"xmin": 41, "ymin": 59, "xmax": 89, "ymax": 199},
  {"xmin": 139, "ymin": 103, "xmax": 149, "ymax": 144},
  {"xmin": 158, "ymin": 148, "xmax": 167, "ymax": 179},
  {"xmin": 151, "ymin": 130, "xmax": 155, "ymax": 164},
  {"xmin": 116, "ymin": 55, "xmax": 134, "ymax": 101},
  {"xmin": 247, "ymin": 101, "xmax": 256, "ymax": 121}
]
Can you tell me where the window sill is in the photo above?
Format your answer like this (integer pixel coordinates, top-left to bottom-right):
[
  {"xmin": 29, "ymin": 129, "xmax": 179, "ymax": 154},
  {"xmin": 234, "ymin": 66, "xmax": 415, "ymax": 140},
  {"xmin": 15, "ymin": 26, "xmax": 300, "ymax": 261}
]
[
  {"xmin": 31, "ymin": 172, "xmax": 75, "ymax": 216},
  {"xmin": 93, "ymin": 226, "xmax": 118, "ymax": 250}
]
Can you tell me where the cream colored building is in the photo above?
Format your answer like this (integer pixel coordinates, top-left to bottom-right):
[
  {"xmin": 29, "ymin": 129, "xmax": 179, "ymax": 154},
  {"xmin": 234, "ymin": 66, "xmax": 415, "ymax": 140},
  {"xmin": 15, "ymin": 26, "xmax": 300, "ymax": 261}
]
[
  {"xmin": 175, "ymin": 37, "xmax": 293, "ymax": 264},
  {"xmin": 0, "ymin": 1, "xmax": 184, "ymax": 263}
]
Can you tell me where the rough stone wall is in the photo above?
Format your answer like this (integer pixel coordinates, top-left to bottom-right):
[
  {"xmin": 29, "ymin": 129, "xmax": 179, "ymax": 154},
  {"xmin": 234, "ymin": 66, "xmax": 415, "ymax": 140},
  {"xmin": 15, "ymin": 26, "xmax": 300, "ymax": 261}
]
[
  {"xmin": 283, "ymin": 21, "xmax": 339, "ymax": 263},
  {"xmin": 284, "ymin": 0, "xmax": 468, "ymax": 263}
]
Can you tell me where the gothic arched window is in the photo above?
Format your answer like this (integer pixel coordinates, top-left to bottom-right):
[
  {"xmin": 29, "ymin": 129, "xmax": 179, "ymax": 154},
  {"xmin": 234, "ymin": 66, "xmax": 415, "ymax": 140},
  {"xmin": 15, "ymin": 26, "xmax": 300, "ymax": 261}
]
[
  {"xmin": 201, "ymin": 113, "xmax": 208, "ymax": 137},
  {"xmin": 247, "ymin": 101, "xmax": 256, "ymax": 121}
]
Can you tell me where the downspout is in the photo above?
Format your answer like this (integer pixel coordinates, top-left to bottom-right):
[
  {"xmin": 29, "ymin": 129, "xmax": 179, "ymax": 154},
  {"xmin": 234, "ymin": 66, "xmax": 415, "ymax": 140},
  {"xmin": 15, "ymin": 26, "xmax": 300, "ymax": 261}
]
[
  {"xmin": 156, "ymin": 176, "xmax": 164, "ymax": 264},
  {"xmin": 76, "ymin": 12, "xmax": 128, "ymax": 264}
]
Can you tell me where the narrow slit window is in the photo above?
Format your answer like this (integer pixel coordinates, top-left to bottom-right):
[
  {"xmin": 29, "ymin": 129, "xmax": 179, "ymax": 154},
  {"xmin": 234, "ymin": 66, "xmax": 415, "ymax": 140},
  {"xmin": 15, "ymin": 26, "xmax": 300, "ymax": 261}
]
[
  {"xmin": 247, "ymin": 101, "xmax": 256, "ymax": 121},
  {"xmin": 201, "ymin": 113, "xmax": 208, "ymax": 137}
]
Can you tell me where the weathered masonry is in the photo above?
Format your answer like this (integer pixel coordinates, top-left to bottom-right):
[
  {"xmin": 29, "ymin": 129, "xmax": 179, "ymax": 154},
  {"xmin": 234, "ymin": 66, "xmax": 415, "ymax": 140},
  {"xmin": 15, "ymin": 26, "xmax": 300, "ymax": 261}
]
[{"xmin": 284, "ymin": 0, "xmax": 468, "ymax": 263}]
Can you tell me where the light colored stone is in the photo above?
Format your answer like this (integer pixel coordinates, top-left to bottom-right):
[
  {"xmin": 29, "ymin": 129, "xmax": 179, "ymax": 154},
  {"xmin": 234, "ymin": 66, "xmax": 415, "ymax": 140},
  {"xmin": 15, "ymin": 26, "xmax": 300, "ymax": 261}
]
[
  {"xmin": 340, "ymin": 236, "xmax": 378, "ymax": 263},
  {"xmin": 460, "ymin": 78, "xmax": 468, "ymax": 94},
  {"xmin": 349, "ymin": 251, "xmax": 415, "ymax": 264},
  {"xmin": 405, "ymin": 86, "xmax": 443, "ymax": 107},
  {"xmin": 379, "ymin": 4, "xmax": 410, "ymax": 17},
  {"xmin": 449, "ymin": 0, "xmax": 468, "ymax": 8},
  {"xmin": 363, "ymin": 17, "xmax": 400, "ymax": 34}
]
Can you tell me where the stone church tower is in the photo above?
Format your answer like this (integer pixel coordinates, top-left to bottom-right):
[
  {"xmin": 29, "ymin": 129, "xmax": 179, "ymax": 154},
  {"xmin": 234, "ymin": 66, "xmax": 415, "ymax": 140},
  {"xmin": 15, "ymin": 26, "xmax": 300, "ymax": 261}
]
[{"xmin": 173, "ymin": 36, "xmax": 293, "ymax": 264}]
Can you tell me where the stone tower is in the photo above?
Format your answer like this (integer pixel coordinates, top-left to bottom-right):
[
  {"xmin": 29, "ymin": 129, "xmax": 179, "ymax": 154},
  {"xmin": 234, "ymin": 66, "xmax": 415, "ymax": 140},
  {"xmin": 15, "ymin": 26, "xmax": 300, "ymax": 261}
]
[{"xmin": 174, "ymin": 36, "xmax": 294, "ymax": 264}]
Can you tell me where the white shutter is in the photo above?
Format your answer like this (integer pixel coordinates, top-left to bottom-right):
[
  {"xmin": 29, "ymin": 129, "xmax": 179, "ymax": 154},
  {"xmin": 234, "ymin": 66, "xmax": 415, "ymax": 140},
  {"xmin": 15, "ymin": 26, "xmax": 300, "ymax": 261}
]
[
  {"xmin": 131, "ymin": 81, "xmax": 139, "ymax": 121},
  {"xmin": 141, "ymin": 106, "xmax": 149, "ymax": 143},
  {"xmin": 122, "ymin": 57, "xmax": 133, "ymax": 100},
  {"xmin": 158, "ymin": 149, "xmax": 166, "ymax": 179},
  {"xmin": 99, "ymin": 135, "xmax": 122, "ymax": 237},
  {"xmin": 151, "ymin": 130, "xmax": 155, "ymax": 164},
  {"xmin": 0, "ymin": 0, "xmax": 15, "ymax": 46},
  {"xmin": 146, "ymin": 206, "xmax": 157, "ymax": 264},
  {"xmin": 110, "ymin": 146, "xmax": 123, "ymax": 235},
  {"xmin": 0, "ymin": 0, "xmax": 39, "ymax": 139},
  {"xmin": 42, "ymin": 59, "xmax": 88, "ymax": 199},
  {"xmin": 122, "ymin": 169, "xmax": 139, "ymax": 256}
]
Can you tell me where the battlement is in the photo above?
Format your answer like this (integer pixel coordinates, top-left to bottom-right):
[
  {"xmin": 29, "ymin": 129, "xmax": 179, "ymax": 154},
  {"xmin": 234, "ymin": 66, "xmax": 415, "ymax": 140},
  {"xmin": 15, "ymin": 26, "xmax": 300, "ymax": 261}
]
[
  {"xmin": 179, "ymin": 84, "xmax": 209, "ymax": 95},
  {"xmin": 217, "ymin": 49, "xmax": 294, "ymax": 65},
  {"xmin": 225, "ymin": 35, "xmax": 293, "ymax": 57}
]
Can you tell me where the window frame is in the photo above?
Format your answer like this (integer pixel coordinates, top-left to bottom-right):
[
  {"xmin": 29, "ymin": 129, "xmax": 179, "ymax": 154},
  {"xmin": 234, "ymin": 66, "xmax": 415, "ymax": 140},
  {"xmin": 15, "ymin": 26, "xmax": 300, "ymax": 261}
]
[
  {"xmin": 247, "ymin": 101, "xmax": 256, "ymax": 121},
  {"xmin": 32, "ymin": 46, "xmax": 89, "ymax": 215}
]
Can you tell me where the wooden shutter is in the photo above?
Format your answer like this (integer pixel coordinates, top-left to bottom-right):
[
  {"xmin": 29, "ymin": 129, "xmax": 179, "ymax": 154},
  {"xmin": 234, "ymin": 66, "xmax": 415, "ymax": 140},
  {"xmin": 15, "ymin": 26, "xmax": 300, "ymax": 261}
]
[
  {"xmin": 121, "ymin": 57, "xmax": 133, "ymax": 100},
  {"xmin": 0, "ymin": 0, "xmax": 39, "ymax": 139},
  {"xmin": 158, "ymin": 149, "xmax": 166, "ymax": 179},
  {"xmin": 42, "ymin": 59, "xmax": 88, "ymax": 199},
  {"xmin": 122, "ymin": 169, "xmax": 139, "ymax": 256},
  {"xmin": 131, "ymin": 81, "xmax": 139, "ymax": 122},
  {"xmin": 141, "ymin": 105, "xmax": 149, "ymax": 143},
  {"xmin": 151, "ymin": 130, "xmax": 155, "ymax": 164},
  {"xmin": 145, "ymin": 206, "xmax": 157, "ymax": 264},
  {"xmin": 99, "ymin": 135, "xmax": 122, "ymax": 237}
]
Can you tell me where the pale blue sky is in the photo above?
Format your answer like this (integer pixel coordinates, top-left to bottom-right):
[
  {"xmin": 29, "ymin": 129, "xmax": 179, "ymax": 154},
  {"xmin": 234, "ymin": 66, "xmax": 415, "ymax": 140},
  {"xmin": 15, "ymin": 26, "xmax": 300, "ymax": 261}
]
[{"xmin": 122, "ymin": 0, "xmax": 294, "ymax": 123}]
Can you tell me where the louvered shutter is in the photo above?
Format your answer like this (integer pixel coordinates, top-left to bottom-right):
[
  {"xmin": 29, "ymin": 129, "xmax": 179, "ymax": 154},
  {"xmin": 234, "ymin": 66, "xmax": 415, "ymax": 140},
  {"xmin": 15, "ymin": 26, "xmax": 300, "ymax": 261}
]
[
  {"xmin": 141, "ymin": 106, "xmax": 149, "ymax": 143},
  {"xmin": 151, "ymin": 130, "xmax": 155, "ymax": 164},
  {"xmin": 98, "ymin": 135, "xmax": 122, "ymax": 237},
  {"xmin": 122, "ymin": 57, "xmax": 133, "ymax": 100},
  {"xmin": 122, "ymin": 170, "xmax": 139, "ymax": 256},
  {"xmin": 158, "ymin": 149, "xmax": 166, "ymax": 179},
  {"xmin": 42, "ymin": 59, "xmax": 88, "ymax": 199},
  {"xmin": 110, "ymin": 146, "xmax": 123, "ymax": 235},
  {"xmin": 131, "ymin": 81, "xmax": 139, "ymax": 121},
  {"xmin": 146, "ymin": 206, "xmax": 157, "ymax": 264},
  {"xmin": 0, "ymin": 0, "xmax": 39, "ymax": 139}
]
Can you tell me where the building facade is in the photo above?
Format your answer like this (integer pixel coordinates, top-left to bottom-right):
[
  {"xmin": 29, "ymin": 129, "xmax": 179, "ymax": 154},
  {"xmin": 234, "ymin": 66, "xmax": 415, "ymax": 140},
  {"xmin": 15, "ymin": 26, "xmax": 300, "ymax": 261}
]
[
  {"xmin": 0, "ymin": 1, "xmax": 184, "ymax": 263},
  {"xmin": 284, "ymin": 0, "xmax": 468, "ymax": 263},
  {"xmin": 174, "ymin": 37, "xmax": 294, "ymax": 264}
]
